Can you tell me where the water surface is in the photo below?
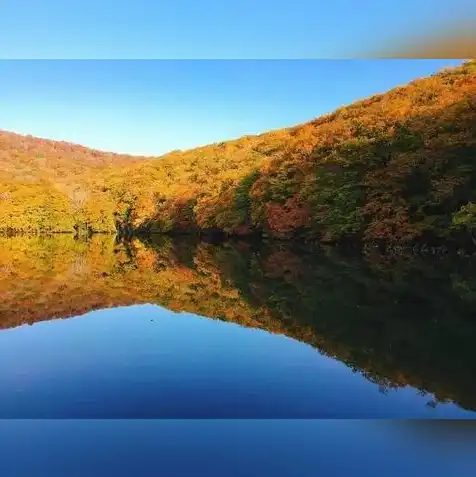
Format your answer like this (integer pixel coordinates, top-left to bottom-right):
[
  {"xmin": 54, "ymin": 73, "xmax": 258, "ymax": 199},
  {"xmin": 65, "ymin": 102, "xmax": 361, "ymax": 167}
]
[{"xmin": 1, "ymin": 235, "xmax": 475, "ymax": 418}]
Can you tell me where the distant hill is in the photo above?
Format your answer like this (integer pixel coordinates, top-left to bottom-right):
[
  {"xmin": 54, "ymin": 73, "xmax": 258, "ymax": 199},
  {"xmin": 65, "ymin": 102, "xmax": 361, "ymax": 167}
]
[
  {"xmin": 0, "ymin": 131, "xmax": 141, "ymax": 232},
  {"xmin": 1, "ymin": 60, "xmax": 476, "ymax": 245}
]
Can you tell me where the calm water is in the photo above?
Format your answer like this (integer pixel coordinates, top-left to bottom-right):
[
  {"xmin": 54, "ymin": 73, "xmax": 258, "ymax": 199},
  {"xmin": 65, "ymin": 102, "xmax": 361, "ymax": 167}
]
[
  {"xmin": 3, "ymin": 421, "xmax": 476, "ymax": 477},
  {"xmin": 1, "ymin": 234, "xmax": 476, "ymax": 418}
]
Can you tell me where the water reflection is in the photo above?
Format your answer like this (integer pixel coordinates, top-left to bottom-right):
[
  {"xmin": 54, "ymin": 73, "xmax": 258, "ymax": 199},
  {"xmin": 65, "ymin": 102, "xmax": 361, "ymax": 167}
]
[{"xmin": 0, "ymin": 234, "xmax": 476, "ymax": 417}]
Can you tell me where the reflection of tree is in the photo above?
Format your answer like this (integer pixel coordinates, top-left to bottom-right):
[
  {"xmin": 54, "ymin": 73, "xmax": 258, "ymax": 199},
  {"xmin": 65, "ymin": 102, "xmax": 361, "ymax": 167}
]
[
  {"xmin": 426, "ymin": 399, "xmax": 438, "ymax": 409},
  {"xmin": 1, "ymin": 235, "xmax": 476, "ymax": 412},
  {"xmin": 67, "ymin": 255, "xmax": 88, "ymax": 276}
]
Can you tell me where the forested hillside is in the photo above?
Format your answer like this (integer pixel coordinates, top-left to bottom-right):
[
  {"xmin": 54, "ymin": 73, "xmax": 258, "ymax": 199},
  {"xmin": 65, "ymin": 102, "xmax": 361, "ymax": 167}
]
[
  {"xmin": 0, "ymin": 131, "xmax": 140, "ymax": 233},
  {"xmin": 1, "ymin": 60, "xmax": 476, "ymax": 245}
]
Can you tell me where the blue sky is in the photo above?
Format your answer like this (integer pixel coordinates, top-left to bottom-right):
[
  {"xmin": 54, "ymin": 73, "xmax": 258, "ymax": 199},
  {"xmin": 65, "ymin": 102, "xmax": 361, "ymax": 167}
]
[
  {"xmin": 0, "ymin": 0, "xmax": 474, "ymax": 59},
  {"xmin": 0, "ymin": 60, "xmax": 464, "ymax": 155}
]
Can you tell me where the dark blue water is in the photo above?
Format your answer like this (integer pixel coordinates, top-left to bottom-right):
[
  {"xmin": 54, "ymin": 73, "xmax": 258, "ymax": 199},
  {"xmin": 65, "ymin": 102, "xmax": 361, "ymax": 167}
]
[
  {"xmin": 1, "ymin": 303, "xmax": 474, "ymax": 418},
  {"xmin": 2, "ymin": 420, "xmax": 476, "ymax": 477}
]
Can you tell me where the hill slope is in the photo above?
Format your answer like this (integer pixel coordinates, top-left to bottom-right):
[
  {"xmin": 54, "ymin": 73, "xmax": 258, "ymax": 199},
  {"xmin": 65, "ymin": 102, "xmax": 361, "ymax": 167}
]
[
  {"xmin": 0, "ymin": 131, "xmax": 141, "ymax": 232},
  {"xmin": 1, "ymin": 60, "xmax": 476, "ymax": 244}
]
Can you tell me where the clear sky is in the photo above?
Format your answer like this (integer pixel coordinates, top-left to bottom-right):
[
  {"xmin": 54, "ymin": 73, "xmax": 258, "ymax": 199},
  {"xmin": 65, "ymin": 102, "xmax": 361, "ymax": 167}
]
[
  {"xmin": 0, "ymin": 60, "xmax": 464, "ymax": 156},
  {"xmin": 0, "ymin": 0, "xmax": 474, "ymax": 58}
]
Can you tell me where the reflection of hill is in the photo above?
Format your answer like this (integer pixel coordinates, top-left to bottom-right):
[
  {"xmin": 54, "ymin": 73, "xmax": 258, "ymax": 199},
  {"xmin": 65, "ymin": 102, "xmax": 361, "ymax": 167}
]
[{"xmin": 1, "ymin": 235, "xmax": 476, "ymax": 412}]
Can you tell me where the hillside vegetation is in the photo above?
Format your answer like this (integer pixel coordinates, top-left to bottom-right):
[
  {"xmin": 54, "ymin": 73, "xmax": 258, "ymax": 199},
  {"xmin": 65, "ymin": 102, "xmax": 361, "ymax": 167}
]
[
  {"xmin": 0, "ymin": 131, "xmax": 140, "ymax": 233},
  {"xmin": 1, "ymin": 60, "xmax": 476, "ymax": 244}
]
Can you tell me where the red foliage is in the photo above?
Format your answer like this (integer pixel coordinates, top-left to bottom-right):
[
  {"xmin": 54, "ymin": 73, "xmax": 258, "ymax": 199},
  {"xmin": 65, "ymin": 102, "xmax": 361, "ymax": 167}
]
[{"xmin": 265, "ymin": 195, "xmax": 311, "ymax": 237}]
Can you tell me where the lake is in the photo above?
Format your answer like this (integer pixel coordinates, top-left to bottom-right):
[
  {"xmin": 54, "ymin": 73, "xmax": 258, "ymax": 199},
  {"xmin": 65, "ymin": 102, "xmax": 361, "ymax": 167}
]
[{"xmin": 1, "ymin": 234, "xmax": 476, "ymax": 418}]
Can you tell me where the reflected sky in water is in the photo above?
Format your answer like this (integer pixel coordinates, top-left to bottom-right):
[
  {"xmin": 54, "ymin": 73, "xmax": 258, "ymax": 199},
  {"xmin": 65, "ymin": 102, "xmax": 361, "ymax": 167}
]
[{"xmin": 1, "ymin": 303, "xmax": 474, "ymax": 418}]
